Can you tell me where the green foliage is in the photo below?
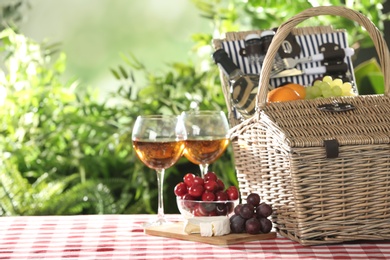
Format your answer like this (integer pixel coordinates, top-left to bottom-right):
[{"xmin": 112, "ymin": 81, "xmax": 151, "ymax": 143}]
[
  {"xmin": 0, "ymin": 156, "xmax": 114, "ymax": 215},
  {"xmin": 0, "ymin": 26, "xmax": 235, "ymax": 216},
  {"xmin": 111, "ymin": 54, "xmax": 227, "ymax": 114},
  {"xmin": 0, "ymin": 28, "xmax": 144, "ymax": 215},
  {"xmin": 0, "ymin": 0, "xmax": 30, "ymax": 31},
  {"xmin": 191, "ymin": 0, "xmax": 390, "ymax": 49}
]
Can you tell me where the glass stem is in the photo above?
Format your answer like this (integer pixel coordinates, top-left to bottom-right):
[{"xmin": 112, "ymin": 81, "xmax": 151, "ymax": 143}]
[
  {"xmin": 156, "ymin": 169, "xmax": 165, "ymax": 223},
  {"xmin": 199, "ymin": 164, "xmax": 209, "ymax": 178}
]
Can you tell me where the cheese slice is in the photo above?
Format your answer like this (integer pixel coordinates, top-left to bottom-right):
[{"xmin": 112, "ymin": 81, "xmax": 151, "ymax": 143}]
[
  {"xmin": 212, "ymin": 217, "xmax": 230, "ymax": 236},
  {"xmin": 199, "ymin": 222, "xmax": 213, "ymax": 237},
  {"xmin": 184, "ymin": 221, "xmax": 200, "ymax": 234},
  {"xmin": 183, "ymin": 216, "xmax": 230, "ymax": 236}
]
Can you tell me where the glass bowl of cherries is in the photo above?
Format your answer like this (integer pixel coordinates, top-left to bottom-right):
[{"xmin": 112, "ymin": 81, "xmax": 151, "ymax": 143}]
[{"xmin": 174, "ymin": 172, "xmax": 239, "ymax": 219}]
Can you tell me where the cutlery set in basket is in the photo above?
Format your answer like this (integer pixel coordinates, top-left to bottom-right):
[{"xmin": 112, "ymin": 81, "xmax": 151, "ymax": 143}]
[{"xmin": 212, "ymin": 6, "xmax": 390, "ymax": 245}]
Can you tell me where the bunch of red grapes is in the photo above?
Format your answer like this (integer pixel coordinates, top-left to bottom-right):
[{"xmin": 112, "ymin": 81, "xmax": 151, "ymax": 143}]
[
  {"xmin": 230, "ymin": 193, "xmax": 273, "ymax": 234},
  {"xmin": 174, "ymin": 172, "xmax": 239, "ymax": 216}
]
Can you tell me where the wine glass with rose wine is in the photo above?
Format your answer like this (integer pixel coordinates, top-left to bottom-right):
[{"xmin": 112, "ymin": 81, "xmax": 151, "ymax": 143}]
[
  {"xmin": 181, "ymin": 110, "xmax": 230, "ymax": 178},
  {"xmin": 132, "ymin": 115, "xmax": 186, "ymax": 227}
]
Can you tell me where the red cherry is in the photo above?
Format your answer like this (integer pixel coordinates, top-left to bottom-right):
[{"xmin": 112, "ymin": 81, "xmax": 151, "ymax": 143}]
[
  {"xmin": 193, "ymin": 176, "xmax": 204, "ymax": 186},
  {"xmin": 204, "ymin": 172, "xmax": 218, "ymax": 182},
  {"xmin": 204, "ymin": 180, "xmax": 218, "ymax": 192},
  {"xmin": 215, "ymin": 191, "xmax": 229, "ymax": 201},
  {"xmin": 174, "ymin": 182, "xmax": 188, "ymax": 197},
  {"xmin": 182, "ymin": 193, "xmax": 196, "ymax": 208},
  {"xmin": 182, "ymin": 193, "xmax": 195, "ymax": 200},
  {"xmin": 216, "ymin": 179, "xmax": 225, "ymax": 191},
  {"xmin": 193, "ymin": 204, "xmax": 208, "ymax": 216},
  {"xmin": 183, "ymin": 173, "xmax": 195, "ymax": 187},
  {"xmin": 208, "ymin": 210, "xmax": 218, "ymax": 216},
  {"xmin": 188, "ymin": 184, "xmax": 204, "ymax": 198},
  {"xmin": 201, "ymin": 191, "xmax": 216, "ymax": 201},
  {"xmin": 226, "ymin": 186, "xmax": 239, "ymax": 200}
]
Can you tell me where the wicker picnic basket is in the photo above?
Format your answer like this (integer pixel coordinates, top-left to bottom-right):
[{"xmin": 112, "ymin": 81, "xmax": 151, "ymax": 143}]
[{"xmin": 213, "ymin": 6, "xmax": 390, "ymax": 245}]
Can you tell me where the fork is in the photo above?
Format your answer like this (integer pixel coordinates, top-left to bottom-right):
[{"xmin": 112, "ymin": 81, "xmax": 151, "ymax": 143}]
[{"xmin": 270, "ymin": 47, "xmax": 354, "ymax": 76}]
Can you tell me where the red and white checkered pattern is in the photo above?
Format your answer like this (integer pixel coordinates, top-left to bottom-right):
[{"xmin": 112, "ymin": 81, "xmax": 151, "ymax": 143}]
[{"xmin": 0, "ymin": 214, "xmax": 389, "ymax": 259}]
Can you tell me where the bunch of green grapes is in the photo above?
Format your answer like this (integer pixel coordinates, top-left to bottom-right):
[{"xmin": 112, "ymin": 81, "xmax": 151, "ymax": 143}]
[{"xmin": 305, "ymin": 76, "xmax": 356, "ymax": 99}]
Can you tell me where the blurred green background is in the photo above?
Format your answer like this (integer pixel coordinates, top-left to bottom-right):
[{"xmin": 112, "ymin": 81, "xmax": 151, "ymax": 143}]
[{"xmin": 19, "ymin": 0, "xmax": 210, "ymax": 96}]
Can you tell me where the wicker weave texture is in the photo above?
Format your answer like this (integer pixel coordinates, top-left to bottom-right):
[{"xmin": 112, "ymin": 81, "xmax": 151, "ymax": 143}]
[{"xmin": 217, "ymin": 6, "xmax": 390, "ymax": 245}]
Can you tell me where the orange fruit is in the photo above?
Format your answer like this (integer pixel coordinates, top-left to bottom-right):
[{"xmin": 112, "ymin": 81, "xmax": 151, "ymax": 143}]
[
  {"xmin": 284, "ymin": 83, "xmax": 306, "ymax": 99},
  {"xmin": 267, "ymin": 86, "xmax": 303, "ymax": 103}
]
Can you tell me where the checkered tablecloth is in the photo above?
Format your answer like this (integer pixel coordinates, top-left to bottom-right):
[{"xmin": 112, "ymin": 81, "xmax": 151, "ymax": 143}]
[{"xmin": 0, "ymin": 214, "xmax": 389, "ymax": 259}]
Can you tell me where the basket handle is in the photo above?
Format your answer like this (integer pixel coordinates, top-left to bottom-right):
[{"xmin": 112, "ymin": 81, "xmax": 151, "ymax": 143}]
[{"xmin": 257, "ymin": 6, "xmax": 390, "ymax": 110}]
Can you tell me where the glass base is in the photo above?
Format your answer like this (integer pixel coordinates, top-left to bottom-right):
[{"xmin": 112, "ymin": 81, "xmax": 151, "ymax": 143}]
[{"xmin": 142, "ymin": 216, "xmax": 172, "ymax": 228}]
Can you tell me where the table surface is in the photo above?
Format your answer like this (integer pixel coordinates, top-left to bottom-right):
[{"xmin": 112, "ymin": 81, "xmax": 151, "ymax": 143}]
[{"xmin": 0, "ymin": 214, "xmax": 389, "ymax": 260}]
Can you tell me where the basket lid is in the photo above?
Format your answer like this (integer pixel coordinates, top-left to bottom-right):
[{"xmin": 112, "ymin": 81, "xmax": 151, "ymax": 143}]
[{"xmin": 261, "ymin": 95, "xmax": 390, "ymax": 148}]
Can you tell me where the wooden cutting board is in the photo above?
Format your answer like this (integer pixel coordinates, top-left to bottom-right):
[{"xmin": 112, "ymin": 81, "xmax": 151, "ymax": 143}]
[{"xmin": 144, "ymin": 222, "xmax": 276, "ymax": 245}]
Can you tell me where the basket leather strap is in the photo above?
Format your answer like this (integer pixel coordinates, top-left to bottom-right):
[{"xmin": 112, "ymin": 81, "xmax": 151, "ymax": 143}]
[{"xmin": 324, "ymin": 139, "xmax": 339, "ymax": 158}]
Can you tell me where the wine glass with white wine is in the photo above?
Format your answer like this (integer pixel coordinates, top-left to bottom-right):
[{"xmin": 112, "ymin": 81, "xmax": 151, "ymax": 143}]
[
  {"xmin": 132, "ymin": 114, "xmax": 186, "ymax": 227},
  {"xmin": 181, "ymin": 110, "xmax": 230, "ymax": 178}
]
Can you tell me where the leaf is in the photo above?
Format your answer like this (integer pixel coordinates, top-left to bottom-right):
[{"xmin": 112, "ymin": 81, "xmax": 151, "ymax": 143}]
[
  {"xmin": 110, "ymin": 68, "xmax": 121, "ymax": 80},
  {"xmin": 358, "ymin": 72, "xmax": 384, "ymax": 95},
  {"xmin": 354, "ymin": 58, "xmax": 384, "ymax": 95},
  {"xmin": 119, "ymin": 65, "xmax": 128, "ymax": 79}
]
